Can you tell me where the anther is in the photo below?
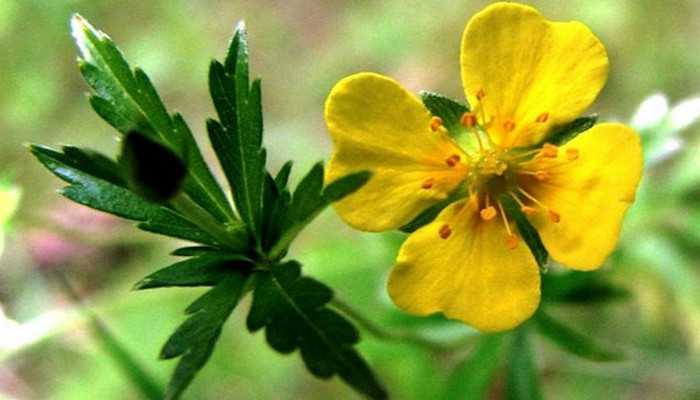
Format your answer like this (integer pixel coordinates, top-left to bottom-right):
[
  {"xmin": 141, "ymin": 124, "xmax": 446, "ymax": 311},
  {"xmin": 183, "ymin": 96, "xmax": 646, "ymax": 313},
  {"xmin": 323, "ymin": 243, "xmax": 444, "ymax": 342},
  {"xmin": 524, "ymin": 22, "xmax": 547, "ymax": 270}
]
[
  {"xmin": 439, "ymin": 224, "xmax": 452, "ymax": 239},
  {"xmin": 566, "ymin": 148, "xmax": 579, "ymax": 161},
  {"xmin": 506, "ymin": 234, "xmax": 519, "ymax": 249},
  {"xmin": 421, "ymin": 178, "xmax": 435, "ymax": 189},
  {"xmin": 521, "ymin": 206, "xmax": 537, "ymax": 216},
  {"xmin": 534, "ymin": 171, "xmax": 550, "ymax": 181},
  {"xmin": 539, "ymin": 143, "xmax": 558, "ymax": 158},
  {"xmin": 536, "ymin": 112, "xmax": 549, "ymax": 123},
  {"xmin": 476, "ymin": 88, "xmax": 486, "ymax": 101},
  {"xmin": 548, "ymin": 210, "xmax": 561, "ymax": 223},
  {"xmin": 430, "ymin": 116, "xmax": 443, "ymax": 132},
  {"xmin": 445, "ymin": 154, "xmax": 461, "ymax": 167},
  {"xmin": 480, "ymin": 206, "xmax": 497, "ymax": 221},
  {"xmin": 460, "ymin": 112, "xmax": 477, "ymax": 128},
  {"xmin": 503, "ymin": 119, "xmax": 516, "ymax": 132}
]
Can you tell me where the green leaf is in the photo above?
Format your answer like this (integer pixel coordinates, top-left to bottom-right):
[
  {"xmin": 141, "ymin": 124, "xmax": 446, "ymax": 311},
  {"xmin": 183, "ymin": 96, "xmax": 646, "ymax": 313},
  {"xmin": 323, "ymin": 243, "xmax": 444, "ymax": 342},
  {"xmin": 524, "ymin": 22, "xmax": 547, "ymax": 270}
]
[
  {"xmin": 322, "ymin": 171, "xmax": 371, "ymax": 202},
  {"xmin": 71, "ymin": 14, "xmax": 234, "ymax": 223},
  {"xmin": 444, "ymin": 334, "xmax": 506, "ymax": 400},
  {"xmin": 506, "ymin": 329, "xmax": 542, "ymax": 400},
  {"xmin": 541, "ymin": 271, "xmax": 631, "ymax": 304},
  {"xmin": 400, "ymin": 196, "xmax": 455, "ymax": 233},
  {"xmin": 120, "ymin": 132, "xmax": 186, "ymax": 202},
  {"xmin": 207, "ymin": 22, "xmax": 266, "ymax": 237},
  {"xmin": 161, "ymin": 273, "xmax": 250, "ymax": 400},
  {"xmin": 268, "ymin": 164, "xmax": 368, "ymax": 259},
  {"xmin": 534, "ymin": 310, "xmax": 624, "ymax": 362},
  {"xmin": 420, "ymin": 91, "xmax": 469, "ymax": 132},
  {"xmin": 30, "ymin": 144, "xmax": 220, "ymax": 246},
  {"xmin": 170, "ymin": 246, "xmax": 220, "ymax": 257},
  {"xmin": 541, "ymin": 115, "xmax": 598, "ymax": 146},
  {"xmin": 501, "ymin": 196, "xmax": 548, "ymax": 268},
  {"xmin": 274, "ymin": 161, "xmax": 293, "ymax": 191},
  {"xmin": 134, "ymin": 254, "xmax": 252, "ymax": 290},
  {"xmin": 247, "ymin": 261, "xmax": 387, "ymax": 400}
]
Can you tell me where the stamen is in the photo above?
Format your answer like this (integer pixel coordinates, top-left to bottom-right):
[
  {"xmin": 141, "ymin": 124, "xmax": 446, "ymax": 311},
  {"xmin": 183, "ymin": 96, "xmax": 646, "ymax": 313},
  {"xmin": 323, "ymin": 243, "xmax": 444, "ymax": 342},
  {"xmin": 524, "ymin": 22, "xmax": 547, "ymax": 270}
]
[
  {"xmin": 539, "ymin": 143, "xmax": 558, "ymax": 158},
  {"xmin": 430, "ymin": 116, "xmax": 443, "ymax": 132},
  {"xmin": 566, "ymin": 148, "xmax": 579, "ymax": 161},
  {"xmin": 480, "ymin": 206, "xmax": 497, "ymax": 221},
  {"xmin": 534, "ymin": 171, "xmax": 550, "ymax": 181},
  {"xmin": 445, "ymin": 154, "xmax": 461, "ymax": 167},
  {"xmin": 518, "ymin": 187, "xmax": 561, "ymax": 224},
  {"xmin": 548, "ymin": 210, "xmax": 561, "ymax": 223},
  {"xmin": 506, "ymin": 234, "xmax": 519, "ymax": 249},
  {"xmin": 460, "ymin": 112, "xmax": 477, "ymax": 128},
  {"xmin": 476, "ymin": 88, "xmax": 485, "ymax": 101},
  {"xmin": 536, "ymin": 112, "xmax": 549, "ymax": 123},
  {"xmin": 503, "ymin": 119, "xmax": 516, "ymax": 132},
  {"xmin": 521, "ymin": 206, "xmax": 537, "ymax": 216},
  {"xmin": 495, "ymin": 200, "xmax": 518, "ymax": 249},
  {"xmin": 421, "ymin": 178, "xmax": 435, "ymax": 189},
  {"xmin": 509, "ymin": 191, "xmax": 537, "ymax": 216},
  {"xmin": 439, "ymin": 224, "xmax": 452, "ymax": 239}
]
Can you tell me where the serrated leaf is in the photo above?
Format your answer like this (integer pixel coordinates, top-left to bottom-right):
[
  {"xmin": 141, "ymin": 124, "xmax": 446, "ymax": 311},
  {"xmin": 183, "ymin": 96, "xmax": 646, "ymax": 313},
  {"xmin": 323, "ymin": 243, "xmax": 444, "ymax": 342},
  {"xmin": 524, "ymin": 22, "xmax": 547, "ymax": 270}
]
[
  {"xmin": 71, "ymin": 15, "xmax": 234, "ymax": 223},
  {"xmin": 120, "ymin": 132, "xmax": 186, "ymax": 202},
  {"xmin": 134, "ymin": 254, "xmax": 252, "ymax": 290},
  {"xmin": 444, "ymin": 334, "xmax": 506, "ymax": 400},
  {"xmin": 247, "ymin": 261, "xmax": 387, "ymax": 399},
  {"xmin": 30, "ymin": 144, "xmax": 221, "ymax": 246},
  {"xmin": 501, "ymin": 196, "xmax": 548, "ymax": 268},
  {"xmin": 207, "ymin": 23, "xmax": 265, "ymax": 237},
  {"xmin": 506, "ymin": 329, "xmax": 542, "ymax": 400},
  {"xmin": 534, "ymin": 310, "xmax": 624, "ymax": 362},
  {"xmin": 162, "ymin": 273, "xmax": 250, "ymax": 400},
  {"xmin": 420, "ymin": 91, "xmax": 469, "ymax": 132},
  {"xmin": 541, "ymin": 115, "xmax": 598, "ymax": 146}
]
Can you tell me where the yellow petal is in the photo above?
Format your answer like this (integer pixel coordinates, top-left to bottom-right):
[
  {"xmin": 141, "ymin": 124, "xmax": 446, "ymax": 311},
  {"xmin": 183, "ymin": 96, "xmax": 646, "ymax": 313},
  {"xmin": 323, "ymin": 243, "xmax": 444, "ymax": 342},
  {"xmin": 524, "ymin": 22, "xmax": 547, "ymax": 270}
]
[
  {"xmin": 460, "ymin": 3, "xmax": 608, "ymax": 147},
  {"xmin": 325, "ymin": 72, "xmax": 468, "ymax": 232},
  {"xmin": 525, "ymin": 123, "xmax": 642, "ymax": 270},
  {"xmin": 388, "ymin": 199, "xmax": 541, "ymax": 332}
]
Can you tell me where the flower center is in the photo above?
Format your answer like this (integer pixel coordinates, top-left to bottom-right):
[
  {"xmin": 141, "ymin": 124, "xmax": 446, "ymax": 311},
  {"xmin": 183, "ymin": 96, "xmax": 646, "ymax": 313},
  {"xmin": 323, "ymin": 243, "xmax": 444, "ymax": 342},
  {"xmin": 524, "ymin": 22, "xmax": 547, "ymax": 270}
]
[{"xmin": 426, "ymin": 95, "xmax": 580, "ymax": 249}]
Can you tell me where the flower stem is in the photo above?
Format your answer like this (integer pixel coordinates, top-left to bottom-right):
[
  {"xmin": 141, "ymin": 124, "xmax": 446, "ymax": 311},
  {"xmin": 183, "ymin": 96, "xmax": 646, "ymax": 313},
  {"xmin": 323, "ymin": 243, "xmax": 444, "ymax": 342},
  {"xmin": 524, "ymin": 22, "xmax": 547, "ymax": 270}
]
[
  {"xmin": 330, "ymin": 297, "xmax": 471, "ymax": 352},
  {"xmin": 51, "ymin": 271, "xmax": 164, "ymax": 400}
]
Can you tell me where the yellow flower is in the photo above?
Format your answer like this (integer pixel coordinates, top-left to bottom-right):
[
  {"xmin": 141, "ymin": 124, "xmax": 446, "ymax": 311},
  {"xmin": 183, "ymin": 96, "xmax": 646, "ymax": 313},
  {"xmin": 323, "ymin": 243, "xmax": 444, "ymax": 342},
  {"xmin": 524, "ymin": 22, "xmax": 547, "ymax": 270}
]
[{"xmin": 324, "ymin": 3, "xmax": 642, "ymax": 331}]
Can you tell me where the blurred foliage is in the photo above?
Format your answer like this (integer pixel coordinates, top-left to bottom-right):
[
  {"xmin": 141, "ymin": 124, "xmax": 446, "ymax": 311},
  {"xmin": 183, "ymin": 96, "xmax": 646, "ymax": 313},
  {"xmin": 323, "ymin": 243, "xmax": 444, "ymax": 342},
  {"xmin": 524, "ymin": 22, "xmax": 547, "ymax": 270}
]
[{"xmin": 1, "ymin": 1, "xmax": 700, "ymax": 399}]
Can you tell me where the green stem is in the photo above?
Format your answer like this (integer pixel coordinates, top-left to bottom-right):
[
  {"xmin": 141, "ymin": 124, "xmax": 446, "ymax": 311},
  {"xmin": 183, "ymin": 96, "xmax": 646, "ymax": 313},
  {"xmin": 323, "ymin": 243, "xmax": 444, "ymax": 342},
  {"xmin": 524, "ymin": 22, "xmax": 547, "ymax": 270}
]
[
  {"xmin": 170, "ymin": 193, "xmax": 244, "ymax": 249},
  {"xmin": 330, "ymin": 298, "xmax": 469, "ymax": 352},
  {"xmin": 52, "ymin": 271, "xmax": 164, "ymax": 400}
]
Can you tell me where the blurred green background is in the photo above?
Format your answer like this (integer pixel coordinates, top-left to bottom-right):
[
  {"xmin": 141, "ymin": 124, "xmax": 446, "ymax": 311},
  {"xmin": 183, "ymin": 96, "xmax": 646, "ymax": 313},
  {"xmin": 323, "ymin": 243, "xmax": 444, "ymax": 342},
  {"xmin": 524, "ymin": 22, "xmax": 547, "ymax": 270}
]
[{"xmin": 1, "ymin": 0, "xmax": 700, "ymax": 399}]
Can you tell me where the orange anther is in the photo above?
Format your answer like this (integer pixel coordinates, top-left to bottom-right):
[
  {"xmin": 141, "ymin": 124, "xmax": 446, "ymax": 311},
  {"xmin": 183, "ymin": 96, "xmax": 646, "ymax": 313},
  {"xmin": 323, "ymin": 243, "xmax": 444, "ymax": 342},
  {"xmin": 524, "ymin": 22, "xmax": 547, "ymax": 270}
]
[
  {"xmin": 430, "ymin": 116, "xmax": 443, "ymax": 132},
  {"xmin": 536, "ymin": 112, "xmax": 549, "ymax": 123},
  {"xmin": 460, "ymin": 112, "xmax": 477, "ymax": 128},
  {"xmin": 521, "ymin": 206, "xmax": 537, "ymax": 216},
  {"xmin": 445, "ymin": 154, "xmax": 461, "ymax": 167},
  {"xmin": 506, "ymin": 234, "xmax": 519, "ymax": 249},
  {"xmin": 566, "ymin": 148, "xmax": 579, "ymax": 161},
  {"xmin": 548, "ymin": 210, "xmax": 561, "ymax": 223},
  {"xmin": 480, "ymin": 206, "xmax": 497, "ymax": 221},
  {"xmin": 540, "ymin": 143, "xmax": 558, "ymax": 158},
  {"xmin": 439, "ymin": 224, "xmax": 452, "ymax": 239},
  {"xmin": 421, "ymin": 178, "xmax": 435, "ymax": 189},
  {"xmin": 476, "ymin": 88, "xmax": 486, "ymax": 101},
  {"xmin": 534, "ymin": 171, "xmax": 550, "ymax": 181},
  {"xmin": 503, "ymin": 119, "xmax": 516, "ymax": 132}
]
